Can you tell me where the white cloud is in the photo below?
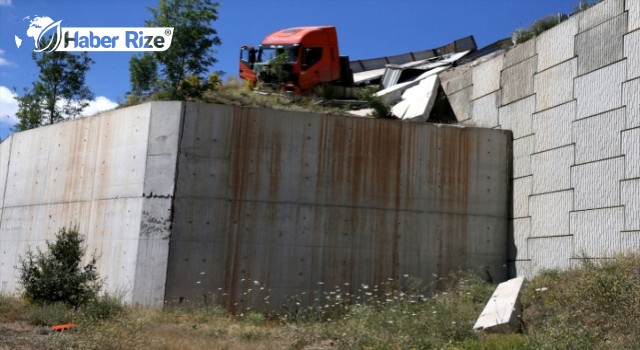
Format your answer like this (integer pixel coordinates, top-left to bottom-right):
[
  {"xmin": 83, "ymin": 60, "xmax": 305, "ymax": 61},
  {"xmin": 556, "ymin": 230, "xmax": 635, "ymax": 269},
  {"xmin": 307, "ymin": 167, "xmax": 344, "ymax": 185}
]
[
  {"xmin": 0, "ymin": 86, "xmax": 19, "ymax": 127},
  {"xmin": 0, "ymin": 49, "xmax": 12, "ymax": 66},
  {"xmin": 81, "ymin": 96, "xmax": 119, "ymax": 117},
  {"xmin": 0, "ymin": 0, "xmax": 12, "ymax": 6},
  {"xmin": 0, "ymin": 86, "xmax": 119, "ymax": 129}
]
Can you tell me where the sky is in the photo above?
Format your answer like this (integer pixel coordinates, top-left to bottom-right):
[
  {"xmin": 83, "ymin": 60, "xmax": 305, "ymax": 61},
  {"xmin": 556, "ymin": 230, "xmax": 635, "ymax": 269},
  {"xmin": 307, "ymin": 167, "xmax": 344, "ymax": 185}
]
[{"xmin": 0, "ymin": 0, "xmax": 584, "ymax": 139}]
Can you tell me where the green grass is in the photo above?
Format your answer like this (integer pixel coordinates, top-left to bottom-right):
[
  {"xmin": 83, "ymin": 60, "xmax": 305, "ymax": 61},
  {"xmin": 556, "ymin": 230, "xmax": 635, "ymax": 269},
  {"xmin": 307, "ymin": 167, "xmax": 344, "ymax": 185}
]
[{"xmin": 3, "ymin": 254, "xmax": 640, "ymax": 349}]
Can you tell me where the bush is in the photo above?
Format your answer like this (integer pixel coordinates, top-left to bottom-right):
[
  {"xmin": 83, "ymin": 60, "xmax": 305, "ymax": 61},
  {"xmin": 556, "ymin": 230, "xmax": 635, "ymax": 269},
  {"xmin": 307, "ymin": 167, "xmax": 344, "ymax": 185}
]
[
  {"xmin": 356, "ymin": 86, "xmax": 394, "ymax": 119},
  {"xmin": 18, "ymin": 225, "xmax": 102, "ymax": 307},
  {"xmin": 25, "ymin": 302, "xmax": 75, "ymax": 326},
  {"xmin": 81, "ymin": 294, "xmax": 125, "ymax": 322}
]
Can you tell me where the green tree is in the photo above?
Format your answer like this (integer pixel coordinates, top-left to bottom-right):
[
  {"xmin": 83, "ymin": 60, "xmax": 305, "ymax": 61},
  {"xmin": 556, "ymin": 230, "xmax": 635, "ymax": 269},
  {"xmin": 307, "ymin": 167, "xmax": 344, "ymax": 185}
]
[
  {"xmin": 129, "ymin": 53, "xmax": 158, "ymax": 96},
  {"xmin": 18, "ymin": 225, "xmax": 102, "ymax": 307},
  {"xmin": 146, "ymin": 0, "xmax": 222, "ymax": 99},
  {"xmin": 13, "ymin": 42, "xmax": 94, "ymax": 131}
]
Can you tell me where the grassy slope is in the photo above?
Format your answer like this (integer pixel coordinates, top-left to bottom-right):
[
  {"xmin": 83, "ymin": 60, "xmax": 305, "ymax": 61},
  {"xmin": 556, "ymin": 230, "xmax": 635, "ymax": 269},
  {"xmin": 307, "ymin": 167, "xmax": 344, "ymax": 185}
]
[{"xmin": 2, "ymin": 254, "xmax": 640, "ymax": 349}]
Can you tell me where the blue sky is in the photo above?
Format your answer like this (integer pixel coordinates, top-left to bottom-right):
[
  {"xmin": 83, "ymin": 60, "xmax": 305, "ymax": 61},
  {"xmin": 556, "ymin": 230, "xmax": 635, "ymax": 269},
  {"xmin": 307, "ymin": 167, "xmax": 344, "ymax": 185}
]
[{"xmin": 0, "ymin": 0, "xmax": 583, "ymax": 139}]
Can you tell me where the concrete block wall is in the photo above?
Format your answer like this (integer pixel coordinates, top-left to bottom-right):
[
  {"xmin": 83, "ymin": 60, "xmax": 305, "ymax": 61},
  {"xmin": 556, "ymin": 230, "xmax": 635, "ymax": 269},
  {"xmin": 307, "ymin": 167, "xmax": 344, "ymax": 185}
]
[{"xmin": 441, "ymin": 0, "xmax": 640, "ymax": 276}]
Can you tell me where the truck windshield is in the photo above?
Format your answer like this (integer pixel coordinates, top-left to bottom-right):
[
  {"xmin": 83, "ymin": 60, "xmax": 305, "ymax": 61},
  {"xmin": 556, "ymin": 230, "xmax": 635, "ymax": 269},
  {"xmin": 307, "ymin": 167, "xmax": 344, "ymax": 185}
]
[{"xmin": 257, "ymin": 46, "xmax": 299, "ymax": 64}]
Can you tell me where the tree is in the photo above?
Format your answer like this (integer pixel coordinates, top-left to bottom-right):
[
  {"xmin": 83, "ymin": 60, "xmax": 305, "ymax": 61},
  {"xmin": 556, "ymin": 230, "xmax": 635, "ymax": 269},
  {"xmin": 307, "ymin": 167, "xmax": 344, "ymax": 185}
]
[
  {"xmin": 145, "ymin": 0, "xmax": 222, "ymax": 99},
  {"xmin": 18, "ymin": 225, "xmax": 102, "ymax": 307},
  {"xmin": 13, "ymin": 43, "xmax": 94, "ymax": 131},
  {"xmin": 129, "ymin": 53, "xmax": 158, "ymax": 96}
]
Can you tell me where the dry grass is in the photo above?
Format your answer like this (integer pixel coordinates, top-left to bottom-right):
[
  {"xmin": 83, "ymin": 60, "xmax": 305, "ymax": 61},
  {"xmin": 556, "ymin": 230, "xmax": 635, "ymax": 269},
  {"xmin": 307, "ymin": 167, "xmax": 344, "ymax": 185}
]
[{"xmin": 4, "ymin": 254, "xmax": 640, "ymax": 349}]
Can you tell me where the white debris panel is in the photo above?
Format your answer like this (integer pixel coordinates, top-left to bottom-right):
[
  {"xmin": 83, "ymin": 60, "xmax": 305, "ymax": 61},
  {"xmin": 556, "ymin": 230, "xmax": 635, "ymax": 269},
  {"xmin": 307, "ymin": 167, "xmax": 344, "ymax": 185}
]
[
  {"xmin": 391, "ymin": 75, "xmax": 440, "ymax": 122},
  {"xmin": 473, "ymin": 276, "xmax": 525, "ymax": 333}
]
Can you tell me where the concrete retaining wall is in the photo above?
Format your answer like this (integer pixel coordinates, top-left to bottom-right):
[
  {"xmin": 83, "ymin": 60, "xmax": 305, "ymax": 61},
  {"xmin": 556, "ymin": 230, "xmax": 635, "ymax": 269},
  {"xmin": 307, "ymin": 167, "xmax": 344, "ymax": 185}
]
[
  {"xmin": 441, "ymin": 0, "xmax": 640, "ymax": 276},
  {"xmin": 0, "ymin": 102, "xmax": 511, "ymax": 308},
  {"xmin": 165, "ymin": 103, "xmax": 511, "ymax": 311}
]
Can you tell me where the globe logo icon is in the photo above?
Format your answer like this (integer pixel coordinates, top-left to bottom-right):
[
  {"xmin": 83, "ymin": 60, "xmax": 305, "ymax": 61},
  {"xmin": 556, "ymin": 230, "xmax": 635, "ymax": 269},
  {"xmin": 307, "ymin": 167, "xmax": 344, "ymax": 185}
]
[{"xmin": 15, "ymin": 15, "xmax": 63, "ymax": 52}]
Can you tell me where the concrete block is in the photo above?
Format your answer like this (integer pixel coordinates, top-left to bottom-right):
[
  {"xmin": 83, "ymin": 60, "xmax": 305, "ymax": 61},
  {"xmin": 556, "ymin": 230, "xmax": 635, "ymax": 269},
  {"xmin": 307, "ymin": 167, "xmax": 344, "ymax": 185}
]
[
  {"xmin": 447, "ymin": 87, "xmax": 471, "ymax": 122},
  {"xmin": 570, "ymin": 207, "xmax": 625, "ymax": 257},
  {"xmin": 472, "ymin": 54, "xmax": 504, "ymax": 99},
  {"xmin": 511, "ymin": 260, "xmax": 532, "ymax": 279},
  {"xmin": 470, "ymin": 91, "xmax": 500, "ymax": 128},
  {"xmin": 440, "ymin": 67, "xmax": 472, "ymax": 95},
  {"xmin": 510, "ymin": 218, "xmax": 530, "ymax": 260},
  {"xmin": 532, "ymin": 101, "xmax": 575, "ymax": 153},
  {"xmin": 575, "ymin": 60, "xmax": 626, "ymax": 120},
  {"xmin": 578, "ymin": 0, "xmax": 624, "ymax": 32},
  {"xmin": 625, "ymin": 31, "xmax": 640, "ymax": 80},
  {"xmin": 621, "ymin": 231, "xmax": 640, "ymax": 252},
  {"xmin": 531, "ymin": 145, "xmax": 574, "ymax": 194},
  {"xmin": 629, "ymin": 0, "xmax": 640, "ymax": 31},
  {"xmin": 501, "ymin": 57, "xmax": 536, "ymax": 105},
  {"xmin": 529, "ymin": 236, "xmax": 572, "ymax": 272},
  {"xmin": 513, "ymin": 136, "xmax": 533, "ymax": 178},
  {"xmin": 572, "ymin": 157, "xmax": 624, "ymax": 210},
  {"xmin": 621, "ymin": 179, "xmax": 640, "ymax": 230},
  {"xmin": 573, "ymin": 108, "xmax": 624, "ymax": 164},
  {"xmin": 534, "ymin": 59, "xmax": 577, "ymax": 112},
  {"xmin": 536, "ymin": 15, "xmax": 579, "ymax": 72},
  {"xmin": 513, "ymin": 176, "xmax": 532, "ymax": 219},
  {"xmin": 576, "ymin": 14, "xmax": 626, "ymax": 76},
  {"xmin": 624, "ymin": 79, "xmax": 640, "ymax": 129},
  {"xmin": 622, "ymin": 128, "xmax": 640, "ymax": 179},
  {"xmin": 530, "ymin": 190, "xmax": 573, "ymax": 237},
  {"xmin": 498, "ymin": 95, "xmax": 535, "ymax": 139},
  {"xmin": 504, "ymin": 39, "xmax": 536, "ymax": 69},
  {"xmin": 473, "ymin": 276, "xmax": 524, "ymax": 333}
]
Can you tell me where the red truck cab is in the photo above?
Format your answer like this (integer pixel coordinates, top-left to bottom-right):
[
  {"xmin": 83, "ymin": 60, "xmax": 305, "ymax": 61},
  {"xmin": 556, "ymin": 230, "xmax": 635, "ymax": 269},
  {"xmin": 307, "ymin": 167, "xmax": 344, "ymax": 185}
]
[{"xmin": 240, "ymin": 26, "xmax": 342, "ymax": 94}]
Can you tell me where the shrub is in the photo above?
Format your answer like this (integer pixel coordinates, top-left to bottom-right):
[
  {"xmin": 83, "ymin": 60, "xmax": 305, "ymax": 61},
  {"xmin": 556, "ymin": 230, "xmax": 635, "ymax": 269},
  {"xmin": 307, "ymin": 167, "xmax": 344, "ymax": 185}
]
[
  {"xmin": 25, "ymin": 302, "xmax": 75, "ymax": 326},
  {"xmin": 356, "ymin": 86, "xmax": 394, "ymax": 119},
  {"xmin": 18, "ymin": 225, "xmax": 102, "ymax": 307},
  {"xmin": 81, "ymin": 294, "xmax": 125, "ymax": 322}
]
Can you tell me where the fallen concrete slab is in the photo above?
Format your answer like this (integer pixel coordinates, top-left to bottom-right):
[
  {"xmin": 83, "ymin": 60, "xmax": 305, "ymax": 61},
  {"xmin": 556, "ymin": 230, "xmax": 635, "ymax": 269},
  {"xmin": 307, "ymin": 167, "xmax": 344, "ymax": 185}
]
[
  {"xmin": 353, "ymin": 68, "xmax": 386, "ymax": 84},
  {"xmin": 473, "ymin": 276, "xmax": 525, "ymax": 333},
  {"xmin": 375, "ymin": 66, "xmax": 448, "ymax": 105},
  {"xmin": 391, "ymin": 75, "xmax": 440, "ymax": 122}
]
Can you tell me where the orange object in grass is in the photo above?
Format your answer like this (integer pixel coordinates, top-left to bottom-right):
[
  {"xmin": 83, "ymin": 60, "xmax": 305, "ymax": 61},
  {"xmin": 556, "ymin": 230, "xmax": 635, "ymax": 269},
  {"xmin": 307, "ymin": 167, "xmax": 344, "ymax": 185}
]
[{"xmin": 52, "ymin": 323, "xmax": 76, "ymax": 331}]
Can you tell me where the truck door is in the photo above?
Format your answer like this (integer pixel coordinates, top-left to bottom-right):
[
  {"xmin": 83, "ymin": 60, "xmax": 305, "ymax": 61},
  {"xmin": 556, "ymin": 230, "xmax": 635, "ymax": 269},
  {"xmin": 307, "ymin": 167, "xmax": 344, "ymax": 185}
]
[
  {"xmin": 299, "ymin": 47, "xmax": 323, "ymax": 92},
  {"xmin": 239, "ymin": 46, "xmax": 257, "ymax": 83}
]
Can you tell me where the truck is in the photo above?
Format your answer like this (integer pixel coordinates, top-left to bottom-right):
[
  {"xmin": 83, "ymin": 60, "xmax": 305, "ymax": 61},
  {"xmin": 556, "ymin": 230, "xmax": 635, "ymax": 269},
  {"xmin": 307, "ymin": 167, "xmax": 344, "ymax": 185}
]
[{"xmin": 239, "ymin": 26, "xmax": 353, "ymax": 95}]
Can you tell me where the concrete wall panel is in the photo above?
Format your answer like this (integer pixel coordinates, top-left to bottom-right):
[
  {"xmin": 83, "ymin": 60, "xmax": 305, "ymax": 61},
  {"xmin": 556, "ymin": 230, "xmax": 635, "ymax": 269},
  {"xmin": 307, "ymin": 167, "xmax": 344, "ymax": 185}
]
[
  {"xmin": 472, "ymin": 55, "xmax": 504, "ymax": 99},
  {"xmin": 510, "ymin": 217, "xmax": 530, "ymax": 260},
  {"xmin": 622, "ymin": 128, "xmax": 640, "ymax": 179},
  {"xmin": 504, "ymin": 39, "xmax": 536, "ymax": 69},
  {"xmin": 530, "ymin": 190, "xmax": 573, "ymax": 237},
  {"xmin": 499, "ymin": 94, "xmax": 534, "ymax": 140},
  {"xmin": 621, "ymin": 231, "xmax": 640, "ymax": 252},
  {"xmin": 529, "ymin": 236, "xmax": 572, "ymax": 272},
  {"xmin": 501, "ymin": 57, "xmax": 536, "ymax": 105},
  {"xmin": 448, "ymin": 87, "xmax": 471, "ymax": 122},
  {"xmin": 575, "ymin": 60, "xmax": 626, "ymax": 120},
  {"xmin": 440, "ymin": 67, "xmax": 472, "ymax": 95},
  {"xmin": 513, "ymin": 176, "xmax": 532, "ymax": 219},
  {"xmin": 570, "ymin": 207, "xmax": 624, "ymax": 257},
  {"xmin": 624, "ymin": 78, "xmax": 640, "ymax": 129},
  {"xmin": 629, "ymin": 0, "xmax": 640, "ymax": 31},
  {"xmin": 531, "ymin": 145, "xmax": 574, "ymax": 194},
  {"xmin": 578, "ymin": 0, "xmax": 624, "ymax": 32},
  {"xmin": 625, "ymin": 31, "xmax": 640, "ymax": 80},
  {"xmin": 513, "ymin": 136, "xmax": 533, "ymax": 178},
  {"xmin": 573, "ymin": 107, "xmax": 624, "ymax": 164},
  {"xmin": 621, "ymin": 179, "xmax": 640, "ymax": 231},
  {"xmin": 165, "ymin": 104, "xmax": 511, "ymax": 311},
  {"xmin": 470, "ymin": 91, "xmax": 500, "ymax": 128},
  {"xmin": 536, "ymin": 15, "xmax": 578, "ymax": 72},
  {"xmin": 575, "ymin": 14, "xmax": 626, "ymax": 75},
  {"xmin": 572, "ymin": 157, "xmax": 624, "ymax": 210},
  {"xmin": 532, "ymin": 101, "xmax": 575, "ymax": 153},
  {"xmin": 0, "ymin": 137, "xmax": 12, "ymax": 209},
  {"xmin": 534, "ymin": 59, "xmax": 577, "ymax": 112}
]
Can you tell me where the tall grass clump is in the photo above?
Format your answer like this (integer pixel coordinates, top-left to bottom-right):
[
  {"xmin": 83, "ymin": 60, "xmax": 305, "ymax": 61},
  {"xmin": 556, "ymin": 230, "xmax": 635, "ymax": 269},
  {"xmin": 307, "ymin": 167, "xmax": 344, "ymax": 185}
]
[{"xmin": 522, "ymin": 253, "xmax": 640, "ymax": 349}]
